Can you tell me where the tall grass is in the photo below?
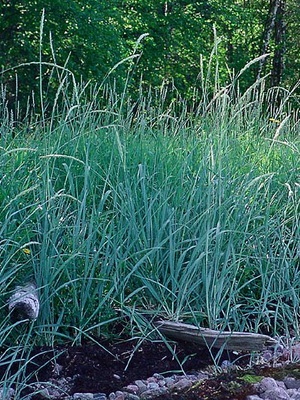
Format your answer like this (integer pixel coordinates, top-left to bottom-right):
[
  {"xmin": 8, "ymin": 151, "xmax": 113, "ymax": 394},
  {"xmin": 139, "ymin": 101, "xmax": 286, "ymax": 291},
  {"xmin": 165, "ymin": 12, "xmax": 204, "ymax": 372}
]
[{"xmin": 0, "ymin": 39, "xmax": 299, "ymax": 395}]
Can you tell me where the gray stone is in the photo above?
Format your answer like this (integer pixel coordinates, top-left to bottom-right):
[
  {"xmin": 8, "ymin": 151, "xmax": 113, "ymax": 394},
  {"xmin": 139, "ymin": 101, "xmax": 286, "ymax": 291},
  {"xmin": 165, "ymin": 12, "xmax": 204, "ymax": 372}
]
[
  {"xmin": 140, "ymin": 387, "xmax": 167, "ymax": 399},
  {"xmin": 185, "ymin": 374, "xmax": 198, "ymax": 381},
  {"xmin": 115, "ymin": 392, "xmax": 125, "ymax": 400},
  {"xmin": 153, "ymin": 374, "xmax": 164, "ymax": 380},
  {"xmin": 93, "ymin": 393, "xmax": 107, "ymax": 400},
  {"xmin": 140, "ymin": 390, "xmax": 156, "ymax": 399},
  {"xmin": 113, "ymin": 392, "xmax": 125, "ymax": 400},
  {"xmin": 284, "ymin": 377, "xmax": 300, "ymax": 389},
  {"xmin": 277, "ymin": 381, "xmax": 286, "ymax": 389},
  {"xmin": 291, "ymin": 393, "xmax": 300, "ymax": 400},
  {"xmin": 261, "ymin": 387, "xmax": 289, "ymax": 400},
  {"xmin": 246, "ymin": 396, "xmax": 262, "ymax": 400},
  {"xmin": 172, "ymin": 378, "xmax": 192, "ymax": 391},
  {"xmin": 146, "ymin": 383, "xmax": 159, "ymax": 391},
  {"xmin": 0, "ymin": 388, "xmax": 15, "ymax": 400},
  {"xmin": 196, "ymin": 372, "xmax": 209, "ymax": 380},
  {"xmin": 164, "ymin": 377, "xmax": 175, "ymax": 388},
  {"xmin": 261, "ymin": 350, "xmax": 274, "ymax": 362},
  {"xmin": 126, "ymin": 395, "xmax": 140, "ymax": 400},
  {"xmin": 172, "ymin": 375, "xmax": 185, "ymax": 382},
  {"xmin": 73, "ymin": 394, "xmax": 93, "ymax": 400},
  {"xmin": 259, "ymin": 377, "xmax": 278, "ymax": 393},
  {"xmin": 221, "ymin": 360, "xmax": 233, "ymax": 370},
  {"xmin": 134, "ymin": 380, "xmax": 147, "ymax": 393},
  {"xmin": 292, "ymin": 344, "xmax": 300, "ymax": 360},
  {"xmin": 146, "ymin": 377, "xmax": 157, "ymax": 384},
  {"xmin": 124, "ymin": 385, "xmax": 138, "ymax": 395},
  {"xmin": 286, "ymin": 388, "xmax": 298, "ymax": 397}
]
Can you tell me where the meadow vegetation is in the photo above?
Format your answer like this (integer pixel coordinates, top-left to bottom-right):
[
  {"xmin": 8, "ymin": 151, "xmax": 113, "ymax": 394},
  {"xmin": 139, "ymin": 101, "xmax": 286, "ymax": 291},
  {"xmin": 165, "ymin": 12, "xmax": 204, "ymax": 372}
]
[{"xmin": 0, "ymin": 54, "xmax": 299, "ymax": 395}]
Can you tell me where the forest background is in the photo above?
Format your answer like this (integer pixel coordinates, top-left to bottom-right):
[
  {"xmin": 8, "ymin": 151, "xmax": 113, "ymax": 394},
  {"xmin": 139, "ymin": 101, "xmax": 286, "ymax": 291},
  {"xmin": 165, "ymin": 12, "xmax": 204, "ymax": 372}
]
[{"xmin": 1, "ymin": 0, "xmax": 299, "ymax": 114}]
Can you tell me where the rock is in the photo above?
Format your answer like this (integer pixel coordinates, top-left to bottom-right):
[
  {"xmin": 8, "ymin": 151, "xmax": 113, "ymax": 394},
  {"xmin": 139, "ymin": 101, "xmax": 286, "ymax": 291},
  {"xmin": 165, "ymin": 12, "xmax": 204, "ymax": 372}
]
[
  {"xmin": 221, "ymin": 360, "xmax": 233, "ymax": 370},
  {"xmin": 0, "ymin": 388, "xmax": 15, "ymax": 400},
  {"xmin": 196, "ymin": 372, "xmax": 209, "ymax": 380},
  {"xmin": 125, "ymin": 394, "xmax": 140, "ymax": 400},
  {"xmin": 124, "ymin": 385, "xmax": 138, "ymax": 394},
  {"xmin": 172, "ymin": 378, "xmax": 193, "ymax": 391},
  {"xmin": 261, "ymin": 387, "xmax": 289, "ymax": 400},
  {"xmin": 153, "ymin": 374, "xmax": 164, "ymax": 380},
  {"xmin": 286, "ymin": 388, "xmax": 298, "ymax": 397},
  {"xmin": 146, "ymin": 377, "xmax": 157, "ymax": 384},
  {"xmin": 292, "ymin": 344, "xmax": 300, "ymax": 360},
  {"xmin": 146, "ymin": 383, "xmax": 159, "ymax": 391},
  {"xmin": 94, "ymin": 393, "xmax": 107, "ymax": 400},
  {"xmin": 246, "ymin": 396, "xmax": 262, "ymax": 400},
  {"xmin": 140, "ymin": 387, "xmax": 167, "ymax": 399},
  {"xmin": 164, "ymin": 377, "xmax": 175, "ymax": 388},
  {"xmin": 112, "ymin": 391, "xmax": 125, "ymax": 400},
  {"xmin": 134, "ymin": 380, "xmax": 147, "ymax": 393},
  {"xmin": 276, "ymin": 380, "xmax": 287, "ymax": 389},
  {"xmin": 261, "ymin": 350, "xmax": 274, "ymax": 362},
  {"xmin": 258, "ymin": 377, "xmax": 279, "ymax": 392},
  {"xmin": 291, "ymin": 393, "xmax": 300, "ymax": 400},
  {"xmin": 52, "ymin": 363, "xmax": 63, "ymax": 377},
  {"xmin": 73, "ymin": 393, "xmax": 93, "ymax": 400},
  {"xmin": 284, "ymin": 377, "xmax": 300, "ymax": 389}
]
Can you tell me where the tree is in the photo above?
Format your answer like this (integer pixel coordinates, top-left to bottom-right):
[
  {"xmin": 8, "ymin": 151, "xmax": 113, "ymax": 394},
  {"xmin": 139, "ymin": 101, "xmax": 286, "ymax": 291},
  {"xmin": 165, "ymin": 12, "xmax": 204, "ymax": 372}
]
[
  {"xmin": 256, "ymin": 0, "xmax": 287, "ymax": 87},
  {"xmin": 0, "ymin": 0, "xmax": 125, "ymax": 117},
  {"xmin": 271, "ymin": 0, "xmax": 286, "ymax": 87},
  {"xmin": 282, "ymin": 0, "xmax": 300, "ymax": 88},
  {"xmin": 0, "ymin": 0, "xmax": 298, "ymax": 118}
]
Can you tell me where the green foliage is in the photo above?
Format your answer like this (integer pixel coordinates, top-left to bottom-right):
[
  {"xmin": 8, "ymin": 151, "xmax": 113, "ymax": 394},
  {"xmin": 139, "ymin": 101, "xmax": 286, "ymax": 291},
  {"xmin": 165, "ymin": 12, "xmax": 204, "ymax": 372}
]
[
  {"xmin": 1, "ymin": 0, "xmax": 299, "ymax": 115},
  {"xmin": 0, "ymin": 61, "xmax": 299, "ymax": 395},
  {"xmin": 0, "ymin": 0, "xmax": 125, "ymax": 115},
  {"xmin": 0, "ymin": 71, "xmax": 299, "ymax": 348},
  {"xmin": 284, "ymin": 0, "xmax": 300, "ymax": 86}
]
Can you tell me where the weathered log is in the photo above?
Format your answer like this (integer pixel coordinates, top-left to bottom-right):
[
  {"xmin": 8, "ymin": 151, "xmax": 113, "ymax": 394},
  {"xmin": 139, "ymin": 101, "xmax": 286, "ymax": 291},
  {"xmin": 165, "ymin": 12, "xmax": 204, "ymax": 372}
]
[
  {"xmin": 154, "ymin": 320, "xmax": 277, "ymax": 352},
  {"xmin": 8, "ymin": 283, "xmax": 39, "ymax": 322}
]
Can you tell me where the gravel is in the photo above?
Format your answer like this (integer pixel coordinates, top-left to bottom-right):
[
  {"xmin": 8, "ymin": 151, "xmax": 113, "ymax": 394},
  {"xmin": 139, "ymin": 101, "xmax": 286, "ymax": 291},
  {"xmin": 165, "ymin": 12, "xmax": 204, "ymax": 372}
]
[
  {"xmin": 3, "ymin": 343, "xmax": 300, "ymax": 400},
  {"xmin": 68, "ymin": 375, "xmax": 300, "ymax": 400},
  {"xmin": 3, "ymin": 368, "xmax": 300, "ymax": 400}
]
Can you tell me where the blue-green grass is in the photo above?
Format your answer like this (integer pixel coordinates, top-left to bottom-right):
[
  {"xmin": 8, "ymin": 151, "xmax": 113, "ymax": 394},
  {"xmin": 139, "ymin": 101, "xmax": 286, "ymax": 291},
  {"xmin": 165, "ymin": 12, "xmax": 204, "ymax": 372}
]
[
  {"xmin": 0, "ymin": 79, "xmax": 299, "ymax": 350},
  {"xmin": 0, "ymin": 76, "xmax": 299, "ymax": 396}
]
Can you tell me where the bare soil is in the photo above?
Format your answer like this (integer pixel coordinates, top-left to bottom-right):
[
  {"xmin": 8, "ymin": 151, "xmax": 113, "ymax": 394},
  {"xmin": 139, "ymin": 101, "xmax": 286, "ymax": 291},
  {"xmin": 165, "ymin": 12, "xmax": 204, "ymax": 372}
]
[{"xmin": 0, "ymin": 336, "xmax": 256, "ymax": 399}]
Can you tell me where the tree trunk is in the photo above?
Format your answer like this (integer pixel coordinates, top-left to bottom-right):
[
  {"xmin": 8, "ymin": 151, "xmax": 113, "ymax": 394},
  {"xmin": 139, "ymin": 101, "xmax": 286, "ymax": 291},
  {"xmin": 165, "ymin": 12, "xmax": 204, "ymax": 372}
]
[
  {"xmin": 270, "ymin": 0, "xmax": 286, "ymax": 87},
  {"xmin": 256, "ymin": 0, "xmax": 280, "ymax": 81}
]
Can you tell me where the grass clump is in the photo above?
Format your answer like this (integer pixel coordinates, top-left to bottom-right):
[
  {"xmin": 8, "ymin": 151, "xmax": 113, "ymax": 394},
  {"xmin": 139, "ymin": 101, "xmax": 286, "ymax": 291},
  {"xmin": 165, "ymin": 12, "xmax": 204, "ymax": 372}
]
[
  {"xmin": 0, "ymin": 77, "xmax": 299, "ymax": 346},
  {"xmin": 0, "ymin": 47, "xmax": 299, "ymax": 399}
]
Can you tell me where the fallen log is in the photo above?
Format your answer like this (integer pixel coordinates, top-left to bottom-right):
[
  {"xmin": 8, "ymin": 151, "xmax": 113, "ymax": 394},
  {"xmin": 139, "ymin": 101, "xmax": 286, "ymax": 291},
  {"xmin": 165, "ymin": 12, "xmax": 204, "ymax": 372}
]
[
  {"xmin": 8, "ymin": 283, "xmax": 40, "ymax": 322},
  {"xmin": 154, "ymin": 320, "xmax": 277, "ymax": 352}
]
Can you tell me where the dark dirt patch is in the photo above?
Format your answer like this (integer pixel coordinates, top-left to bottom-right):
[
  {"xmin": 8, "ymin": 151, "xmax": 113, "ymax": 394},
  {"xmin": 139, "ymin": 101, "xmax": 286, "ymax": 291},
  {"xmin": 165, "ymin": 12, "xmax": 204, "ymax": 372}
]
[
  {"xmin": 32, "ymin": 340, "xmax": 215, "ymax": 393},
  {"xmin": 0, "ymin": 338, "xmax": 247, "ymax": 397}
]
